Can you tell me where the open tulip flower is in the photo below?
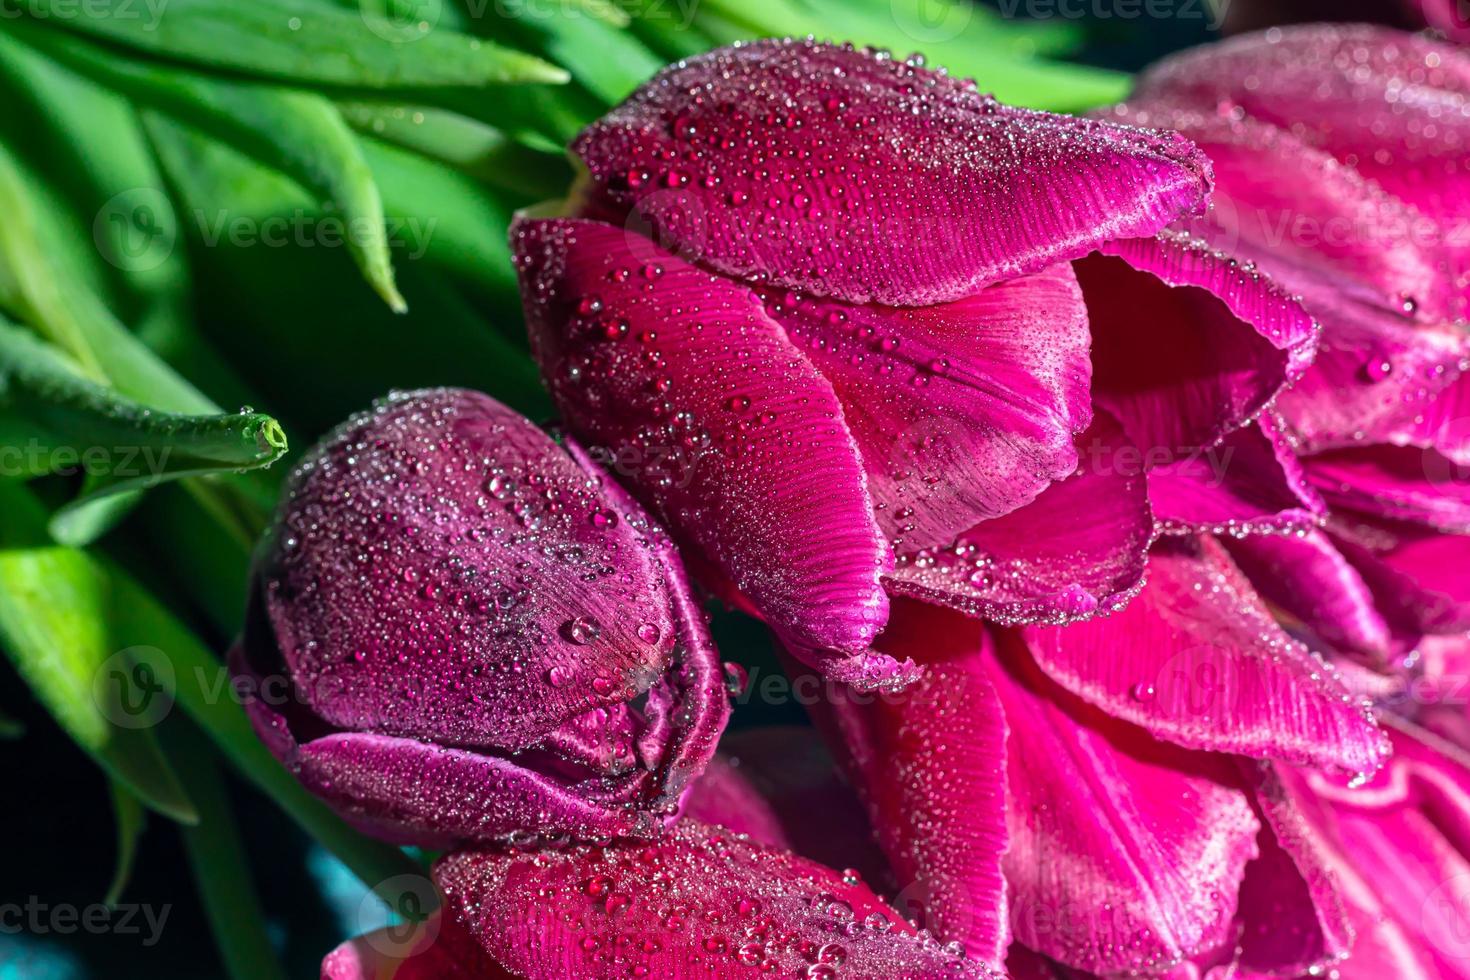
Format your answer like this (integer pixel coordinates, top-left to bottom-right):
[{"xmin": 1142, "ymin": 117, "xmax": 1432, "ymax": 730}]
[
  {"xmin": 233, "ymin": 388, "xmax": 730, "ymax": 846},
  {"xmin": 512, "ymin": 37, "xmax": 1322, "ymax": 688}
]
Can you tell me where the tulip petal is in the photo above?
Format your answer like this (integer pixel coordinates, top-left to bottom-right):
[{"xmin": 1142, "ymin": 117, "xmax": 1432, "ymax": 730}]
[
  {"xmin": 1023, "ymin": 537, "xmax": 1387, "ymax": 774},
  {"xmin": 990, "ymin": 630, "xmax": 1260, "ymax": 975},
  {"xmin": 817, "ymin": 599, "xmax": 1011, "ymax": 966},
  {"xmin": 514, "ymin": 216, "xmax": 893, "ymax": 661},
  {"xmin": 1104, "ymin": 99, "xmax": 1459, "ymax": 326},
  {"xmin": 1304, "ymin": 444, "xmax": 1470, "ymax": 533},
  {"xmin": 680, "ymin": 727, "xmax": 888, "ymax": 887},
  {"xmin": 433, "ymin": 820, "xmax": 1003, "ymax": 980},
  {"xmin": 256, "ymin": 388, "xmax": 677, "ymax": 752},
  {"xmin": 1279, "ymin": 761, "xmax": 1470, "ymax": 980},
  {"xmin": 321, "ymin": 913, "xmax": 510, "ymax": 980},
  {"xmin": 1133, "ymin": 24, "xmax": 1470, "ymax": 319},
  {"xmin": 1081, "ymin": 232, "xmax": 1318, "ymax": 461},
  {"xmin": 1331, "ymin": 518, "xmax": 1470, "ymax": 635},
  {"xmin": 1238, "ymin": 768, "xmax": 1353, "ymax": 976},
  {"xmin": 884, "ymin": 414, "xmax": 1152, "ymax": 626},
  {"xmin": 1222, "ymin": 528, "xmax": 1399, "ymax": 660},
  {"xmin": 1146, "ymin": 415, "xmax": 1323, "ymax": 535},
  {"xmin": 573, "ymin": 38, "xmax": 1212, "ymax": 306},
  {"xmin": 291, "ymin": 731, "xmax": 658, "ymax": 845},
  {"xmin": 760, "ymin": 264, "xmax": 1092, "ymax": 550}
]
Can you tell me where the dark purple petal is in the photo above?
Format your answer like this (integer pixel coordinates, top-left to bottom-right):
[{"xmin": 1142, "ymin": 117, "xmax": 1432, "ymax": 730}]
[
  {"xmin": 573, "ymin": 38, "xmax": 1212, "ymax": 306},
  {"xmin": 990, "ymin": 630, "xmax": 1260, "ymax": 975},
  {"xmin": 884, "ymin": 414, "xmax": 1152, "ymax": 626},
  {"xmin": 1146, "ymin": 416, "xmax": 1323, "ymax": 535},
  {"xmin": 433, "ymin": 821, "xmax": 1004, "ymax": 979},
  {"xmin": 1080, "ymin": 232, "xmax": 1318, "ymax": 462},
  {"xmin": 1023, "ymin": 536, "xmax": 1387, "ymax": 774},
  {"xmin": 513, "ymin": 216, "xmax": 895, "ymax": 663},
  {"xmin": 759, "ymin": 263, "xmax": 1092, "ymax": 550},
  {"xmin": 815, "ymin": 599, "xmax": 1011, "ymax": 967},
  {"xmin": 256, "ymin": 388, "xmax": 677, "ymax": 751}
]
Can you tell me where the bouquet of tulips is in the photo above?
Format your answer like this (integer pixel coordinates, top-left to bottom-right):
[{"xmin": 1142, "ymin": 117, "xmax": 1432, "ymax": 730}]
[{"xmin": 2, "ymin": 0, "xmax": 1469, "ymax": 977}]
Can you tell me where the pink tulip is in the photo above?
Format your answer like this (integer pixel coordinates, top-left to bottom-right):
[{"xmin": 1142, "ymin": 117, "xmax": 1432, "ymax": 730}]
[
  {"xmin": 512, "ymin": 38, "xmax": 1318, "ymax": 688},
  {"xmin": 234, "ymin": 388, "xmax": 729, "ymax": 846}
]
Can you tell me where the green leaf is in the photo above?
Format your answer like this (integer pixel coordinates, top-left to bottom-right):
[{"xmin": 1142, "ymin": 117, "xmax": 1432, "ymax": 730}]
[
  {"xmin": 0, "ymin": 708, "xmax": 22, "ymax": 739},
  {"xmin": 146, "ymin": 116, "xmax": 551, "ymax": 430},
  {"xmin": 168, "ymin": 727, "xmax": 288, "ymax": 980},
  {"xmin": 105, "ymin": 780, "xmax": 146, "ymax": 906},
  {"xmin": 12, "ymin": 24, "xmax": 407, "ymax": 313},
  {"xmin": 22, "ymin": 0, "xmax": 567, "ymax": 87},
  {"xmin": 514, "ymin": 10, "xmax": 665, "ymax": 105},
  {"xmin": 337, "ymin": 101, "xmax": 567, "ymax": 198},
  {"xmin": 0, "ymin": 319, "xmax": 288, "ymax": 532},
  {"xmin": 0, "ymin": 483, "xmax": 198, "ymax": 824},
  {"xmin": 0, "ymin": 139, "xmax": 215, "ymax": 415}
]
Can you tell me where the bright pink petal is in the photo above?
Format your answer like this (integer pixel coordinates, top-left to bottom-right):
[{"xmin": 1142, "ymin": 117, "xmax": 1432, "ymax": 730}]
[
  {"xmin": 1023, "ymin": 536, "xmax": 1387, "ymax": 774},
  {"xmin": 433, "ymin": 820, "xmax": 1003, "ymax": 979},
  {"xmin": 513, "ymin": 216, "xmax": 894, "ymax": 661},
  {"xmin": 1332, "ymin": 517, "xmax": 1470, "ymax": 636},
  {"xmin": 1103, "ymin": 99, "xmax": 1458, "ymax": 326},
  {"xmin": 1147, "ymin": 415, "xmax": 1323, "ymax": 535},
  {"xmin": 1222, "ymin": 528, "xmax": 1400, "ymax": 660},
  {"xmin": 1133, "ymin": 24, "xmax": 1470, "ymax": 320},
  {"xmin": 1080, "ymin": 232, "xmax": 1318, "ymax": 461},
  {"xmin": 884, "ymin": 414, "xmax": 1152, "ymax": 626},
  {"xmin": 573, "ymin": 38, "xmax": 1212, "ymax": 306},
  {"xmin": 1238, "ymin": 768, "xmax": 1354, "ymax": 976},
  {"xmin": 815, "ymin": 599, "xmax": 1011, "ymax": 966},
  {"xmin": 1280, "ymin": 759, "xmax": 1470, "ymax": 980},
  {"xmin": 760, "ymin": 263, "xmax": 1092, "ymax": 550},
  {"xmin": 990, "ymin": 630, "xmax": 1261, "ymax": 975},
  {"xmin": 321, "ymin": 913, "xmax": 509, "ymax": 980},
  {"xmin": 1305, "ymin": 444, "xmax": 1470, "ymax": 534},
  {"xmin": 255, "ymin": 388, "xmax": 677, "ymax": 752}
]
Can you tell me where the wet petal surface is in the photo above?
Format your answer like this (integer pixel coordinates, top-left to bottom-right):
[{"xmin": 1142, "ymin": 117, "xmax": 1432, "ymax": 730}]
[{"xmin": 574, "ymin": 38, "xmax": 1212, "ymax": 306}]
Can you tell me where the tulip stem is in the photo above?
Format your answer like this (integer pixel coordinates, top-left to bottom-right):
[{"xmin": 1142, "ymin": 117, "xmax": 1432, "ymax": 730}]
[
  {"xmin": 105, "ymin": 565, "xmax": 431, "ymax": 904},
  {"xmin": 169, "ymin": 724, "xmax": 288, "ymax": 980}
]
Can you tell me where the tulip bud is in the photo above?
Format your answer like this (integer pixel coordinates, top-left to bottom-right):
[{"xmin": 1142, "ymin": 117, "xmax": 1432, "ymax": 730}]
[{"xmin": 233, "ymin": 388, "xmax": 729, "ymax": 846}]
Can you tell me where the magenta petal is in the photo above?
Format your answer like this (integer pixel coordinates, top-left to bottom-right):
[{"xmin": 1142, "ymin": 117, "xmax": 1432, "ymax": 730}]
[
  {"xmin": 884, "ymin": 414, "xmax": 1152, "ymax": 626},
  {"xmin": 514, "ymin": 216, "xmax": 891, "ymax": 656},
  {"xmin": 1332, "ymin": 518, "xmax": 1470, "ymax": 636},
  {"xmin": 1081, "ymin": 232, "xmax": 1318, "ymax": 461},
  {"xmin": 1147, "ymin": 415, "xmax": 1323, "ymax": 535},
  {"xmin": 1133, "ymin": 24, "xmax": 1470, "ymax": 320},
  {"xmin": 990, "ymin": 630, "xmax": 1260, "ymax": 975},
  {"xmin": 572, "ymin": 38, "xmax": 1212, "ymax": 306},
  {"xmin": 433, "ymin": 821, "xmax": 1003, "ymax": 980},
  {"xmin": 320, "ymin": 914, "xmax": 509, "ymax": 980},
  {"xmin": 1023, "ymin": 537, "xmax": 1387, "ymax": 774},
  {"xmin": 1237, "ymin": 769, "xmax": 1353, "ymax": 976},
  {"xmin": 758, "ymin": 264, "xmax": 1092, "ymax": 550},
  {"xmin": 817, "ymin": 600, "xmax": 1011, "ymax": 966},
  {"xmin": 1104, "ymin": 98, "xmax": 1458, "ymax": 327},
  {"xmin": 1305, "ymin": 444, "xmax": 1470, "ymax": 534},
  {"xmin": 1222, "ymin": 528, "xmax": 1399, "ymax": 660},
  {"xmin": 257, "ymin": 388, "xmax": 677, "ymax": 751}
]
